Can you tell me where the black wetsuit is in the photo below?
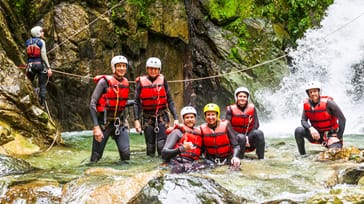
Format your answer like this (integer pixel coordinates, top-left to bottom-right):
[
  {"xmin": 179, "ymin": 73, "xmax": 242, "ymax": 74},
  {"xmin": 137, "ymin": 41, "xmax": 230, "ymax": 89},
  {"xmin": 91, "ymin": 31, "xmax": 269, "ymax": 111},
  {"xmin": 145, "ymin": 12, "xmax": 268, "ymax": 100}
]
[
  {"xmin": 134, "ymin": 76, "xmax": 178, "ymax": 156},
  {"xmin": 225, "ymin": 104, "xmax": 265, "ymax": 159},
  {"xmin": 294, "ymin": 98, "xmax": 346, "ymax": 155},
  {"xmin": 89, "ymin": 77, "xmax": 131, "ymax": 162}
]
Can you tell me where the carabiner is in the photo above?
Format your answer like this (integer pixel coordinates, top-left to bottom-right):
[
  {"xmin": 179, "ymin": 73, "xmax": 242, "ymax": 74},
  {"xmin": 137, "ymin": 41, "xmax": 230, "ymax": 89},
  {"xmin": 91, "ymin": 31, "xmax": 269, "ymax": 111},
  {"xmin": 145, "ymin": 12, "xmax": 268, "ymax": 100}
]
[
  {"xmin": 154, "ymin": 116, "xmax": 159, "ymax": 133},
  {"xmin": 114, "ymin": 117, "xmax": 121, "ymax": 135},
  {"xmin": 154, "ymin": 126, "xmax": 160, "ymax": 133}
]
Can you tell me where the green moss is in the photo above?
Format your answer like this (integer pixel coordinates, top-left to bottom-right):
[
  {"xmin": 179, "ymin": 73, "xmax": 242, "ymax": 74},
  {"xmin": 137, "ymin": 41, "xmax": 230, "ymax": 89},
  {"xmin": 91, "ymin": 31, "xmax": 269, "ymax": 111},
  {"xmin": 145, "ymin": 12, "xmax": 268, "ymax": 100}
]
[{"xmin": 208, "ymin": 0, "xmax": 241, "ymax": 24}]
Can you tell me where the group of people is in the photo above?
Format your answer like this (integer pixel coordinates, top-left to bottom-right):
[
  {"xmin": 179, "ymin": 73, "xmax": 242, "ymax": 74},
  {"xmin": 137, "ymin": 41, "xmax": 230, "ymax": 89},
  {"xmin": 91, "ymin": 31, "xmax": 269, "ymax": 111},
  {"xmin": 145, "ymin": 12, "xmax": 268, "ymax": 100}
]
[
  {"xmin": 26, "ymin": 26, "xmax": 346, "ymax": 173},
  {"xmin": 87, "ymin": 53, "xmax": 346, "ymax": 171},
  {"xmin": 87, "ymin": 53, "xmax": 267, "ymax": 169}
]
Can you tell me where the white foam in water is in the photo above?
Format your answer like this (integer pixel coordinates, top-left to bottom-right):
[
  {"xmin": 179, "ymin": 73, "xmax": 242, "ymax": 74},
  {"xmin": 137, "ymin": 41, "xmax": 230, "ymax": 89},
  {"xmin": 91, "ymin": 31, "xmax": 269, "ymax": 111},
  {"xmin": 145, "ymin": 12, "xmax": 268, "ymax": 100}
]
[{"xmin": 257, "ymin": 0, "xmax": 364, "ymax": 137}]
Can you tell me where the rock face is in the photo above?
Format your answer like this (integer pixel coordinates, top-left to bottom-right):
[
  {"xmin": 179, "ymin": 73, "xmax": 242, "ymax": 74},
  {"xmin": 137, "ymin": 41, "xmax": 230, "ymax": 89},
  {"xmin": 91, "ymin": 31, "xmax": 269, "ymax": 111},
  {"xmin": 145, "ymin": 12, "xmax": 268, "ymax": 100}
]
[
  {"xmin": 0, "ymin": 0, "xmax": 331, "ymax": 152},
  {"xmin": 0, "ymin": 52, "xmax": 61, "ymax": 155}
]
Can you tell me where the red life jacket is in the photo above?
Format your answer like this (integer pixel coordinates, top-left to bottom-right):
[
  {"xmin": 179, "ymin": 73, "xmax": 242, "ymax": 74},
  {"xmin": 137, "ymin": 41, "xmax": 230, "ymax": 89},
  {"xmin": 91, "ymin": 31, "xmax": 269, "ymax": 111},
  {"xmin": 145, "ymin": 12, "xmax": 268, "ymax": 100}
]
[
  {"xmin": 172, "ymin": 124, "xmax": 202, "ymax": 161},
  {"xmin": 26, "ymin": 38, "xmax": 41, "ymax": 58},
  {"xmin": 138, "ymin": 74, "xmax": 167, "ymax": 110},
  {"xmin": 304, "ymin": 96, "xmax": 339, "ymax": 132},
  {"xmin": 200, "ymin": 120, "xmax": 232, "ymax": 159},
  {"xmin": 94, "ymin": 75, "xmax": 129, "ymax": 112},
  {"xmin": 228, "ymin": 104, "xmax": 255, "ymax": 134}
]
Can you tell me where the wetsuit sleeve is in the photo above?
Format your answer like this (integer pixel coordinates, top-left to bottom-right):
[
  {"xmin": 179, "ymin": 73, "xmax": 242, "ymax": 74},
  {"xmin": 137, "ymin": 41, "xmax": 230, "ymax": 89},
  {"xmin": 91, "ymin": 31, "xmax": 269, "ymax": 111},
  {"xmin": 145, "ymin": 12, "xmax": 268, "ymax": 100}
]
[
  {"xmin": 226, "ymin": 121, "xmax": 240, "ymax": 158},
  {"xmin": 225, "ymin": 105, "xmax": 232, "ymax": 120},
  {"xmin": 89, "ymin": 79, "xmax": 108, "ymax": 127},
  {"xmin": 327, "ymin": 99, "xmax": 346, "ymax": 139},
  {"xmin": 40, "ymin": 39, "xmax": 50, "ymax": 68},
  {"xmin": 300, "ymin": 109, "xmax": 311, "ymax": 129},
  {"xmin": 164, "ymin": 79, "xmax": 178, "ymax": 120},
  {"xmin": 161, "ymin": 129, "xmax": 183, "ymax": 161},
  {"xmin": 133, "ymin": 81, "xmax": 142, "ymax": 120}
]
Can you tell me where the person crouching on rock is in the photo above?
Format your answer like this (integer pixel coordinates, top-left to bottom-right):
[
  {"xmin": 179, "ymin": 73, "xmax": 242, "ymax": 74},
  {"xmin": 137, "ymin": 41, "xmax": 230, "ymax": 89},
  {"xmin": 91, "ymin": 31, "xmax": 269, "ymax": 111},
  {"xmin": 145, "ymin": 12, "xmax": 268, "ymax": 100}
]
[{"xmin": 294, "ymin": 81, "xmax": 346, "ymax": 155}]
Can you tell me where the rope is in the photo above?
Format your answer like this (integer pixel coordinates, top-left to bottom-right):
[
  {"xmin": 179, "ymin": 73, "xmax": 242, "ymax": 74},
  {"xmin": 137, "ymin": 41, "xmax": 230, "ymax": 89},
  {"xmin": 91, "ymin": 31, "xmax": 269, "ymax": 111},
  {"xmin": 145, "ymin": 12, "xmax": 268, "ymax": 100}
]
[
  {"xmin": 47, "ymin": 0, "xmax": 125, "ymax": 54},
  {"xmin": 45, "ymin": 4, "xmax": 364, "ymax": 85}
]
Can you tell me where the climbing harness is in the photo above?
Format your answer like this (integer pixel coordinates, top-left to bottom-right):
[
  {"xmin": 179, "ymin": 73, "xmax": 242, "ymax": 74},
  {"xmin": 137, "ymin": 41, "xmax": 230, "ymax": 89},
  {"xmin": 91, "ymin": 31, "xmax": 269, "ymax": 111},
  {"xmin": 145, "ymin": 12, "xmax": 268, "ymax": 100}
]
[
  {"xmin": 153, "ymin": 85, "xmax": 162, "ymax": 134},
  {"xmin": 214, "ymin": 158, "xmax": 227, "ymax": 166}
]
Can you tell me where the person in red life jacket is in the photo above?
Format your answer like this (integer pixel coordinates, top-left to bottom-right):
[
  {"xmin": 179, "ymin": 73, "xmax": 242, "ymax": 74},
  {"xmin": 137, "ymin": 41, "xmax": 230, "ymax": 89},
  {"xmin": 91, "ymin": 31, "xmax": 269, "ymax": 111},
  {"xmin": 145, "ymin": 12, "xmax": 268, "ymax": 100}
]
[
  {"xmin": 161, "ymin": 106, "xmax": 202, "ymax": 173},
  {"xmin": 25, "ymin": 26, "xmax": 52, "ymax": 109},
  {"xmin": 200, "ymin": 103, "xmax": 241, "ymax": 168},
  {"xmin": 294, "ymin": 81, "xmax": 346, "ymax": 155},
  {"xmin": 89, "ymin": 55, "xmax": 134, "ymax": 163},
  {"xmin": 133, "ymin": 57, "xmax": 179, "ymax": 157},
  {"xmin": 225, "ymin": 87, "xmax": 265, "ymax": 159}
]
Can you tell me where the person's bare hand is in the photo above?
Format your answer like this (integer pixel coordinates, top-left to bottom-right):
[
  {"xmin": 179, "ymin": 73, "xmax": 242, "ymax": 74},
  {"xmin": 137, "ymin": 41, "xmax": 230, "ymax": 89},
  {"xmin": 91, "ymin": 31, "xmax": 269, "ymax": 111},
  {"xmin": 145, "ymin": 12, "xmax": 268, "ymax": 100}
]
[
  {"xmin": 93, "ymin": 126, "xmax": 103, "ymax": 142},
  {"xmin": 134, "ymin": 120, "xmax": 142, "ymax": 133},
  {"xmin": 230, "ymin": 157, "xmax": 240, "ymax": 168},
  {"xmin": 309, "ymin": 127, "xmax": 320, "ymax": 140},
  {"xmin": 183, "ymin": 141, "xmax": 195, "ymax": 151}
]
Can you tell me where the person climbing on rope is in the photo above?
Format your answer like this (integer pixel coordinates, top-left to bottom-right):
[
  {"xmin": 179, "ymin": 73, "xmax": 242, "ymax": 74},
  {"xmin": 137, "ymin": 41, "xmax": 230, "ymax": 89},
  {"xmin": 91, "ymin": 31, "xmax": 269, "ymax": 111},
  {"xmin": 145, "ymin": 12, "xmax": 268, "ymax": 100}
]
[
  {"xmin": 25, "ymin": 26, "xmax": 52, "ymax": 109},
  {"xmin": 134, "ymin": 57, "xmax": 179, "ymax": 157},
  {"xmin": 294, "ymin": 81, "xmax": 346, "ymax": 155},
  {"xmin": 200, "ymin": 103, "xmax": 241, "ymax": 169},
  {"xmin": 89, "ymin": 55, "xmax": 133, "ymax": 163},
  {"xmin": 161, "ymin": 106, "xmax": 203, "ymax": 173},
  {"xmin": 225, "ymin": 87, "xmax": 265, "ymax": 159}
]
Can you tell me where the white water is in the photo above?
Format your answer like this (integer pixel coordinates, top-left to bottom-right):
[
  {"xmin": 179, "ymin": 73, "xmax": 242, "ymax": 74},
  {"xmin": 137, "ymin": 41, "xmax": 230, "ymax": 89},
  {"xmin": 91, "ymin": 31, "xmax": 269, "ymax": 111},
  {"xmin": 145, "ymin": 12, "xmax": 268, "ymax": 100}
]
[{"xmin": 258, "ymin": 0, "xmax": 364, "ymax": 137}]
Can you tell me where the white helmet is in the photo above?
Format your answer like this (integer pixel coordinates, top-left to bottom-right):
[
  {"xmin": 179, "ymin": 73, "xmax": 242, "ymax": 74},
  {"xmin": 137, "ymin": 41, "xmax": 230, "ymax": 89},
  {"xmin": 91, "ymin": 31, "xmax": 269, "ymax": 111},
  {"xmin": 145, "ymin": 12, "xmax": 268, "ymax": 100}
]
[
  {"xmin": 305, "ymin": 81, "xmax": 321, "ymax": 95},
  {"xmin": 180, "ymin": 106, "xmax": 197, "ymax": 119},
  {"xmin": 31, "ymin": 26, "xmax": 43, "ymax": 37},
  {"xmin": 234, "ymin": 86, "xmax": 250, "ymax": 102},
  {"xmin": 146, "ymin": 57, "xmax": 162, "ymax": 70},
  {"xmin": 111, "ymin": 55, "xmax": 128, "ymax": 73}
]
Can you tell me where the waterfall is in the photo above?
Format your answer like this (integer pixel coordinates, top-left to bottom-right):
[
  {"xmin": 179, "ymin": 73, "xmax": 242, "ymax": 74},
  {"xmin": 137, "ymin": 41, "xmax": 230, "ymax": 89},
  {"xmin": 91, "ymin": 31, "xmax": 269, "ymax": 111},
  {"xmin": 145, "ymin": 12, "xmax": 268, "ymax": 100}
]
[{"xmin": 257, "ymin": 0, "xmax": 364, "ymax": 137}]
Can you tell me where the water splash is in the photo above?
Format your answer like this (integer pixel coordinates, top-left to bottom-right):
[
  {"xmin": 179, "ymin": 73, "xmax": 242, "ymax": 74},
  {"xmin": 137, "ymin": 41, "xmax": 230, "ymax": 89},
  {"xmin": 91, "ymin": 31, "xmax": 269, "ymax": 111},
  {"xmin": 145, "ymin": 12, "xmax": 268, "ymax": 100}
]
[{"xmin": 258, "ymin": 0, "xmax": 364, "ymax": 136}]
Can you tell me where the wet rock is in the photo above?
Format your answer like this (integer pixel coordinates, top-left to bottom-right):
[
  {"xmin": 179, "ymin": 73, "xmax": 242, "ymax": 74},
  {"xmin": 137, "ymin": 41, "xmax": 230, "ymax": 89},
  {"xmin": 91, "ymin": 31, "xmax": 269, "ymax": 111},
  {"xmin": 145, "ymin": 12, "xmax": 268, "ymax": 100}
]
[
  {"xmin": 0, "ymin": 180, "xmax": 61, "ymax": 204},
  {"xmin": 132, "ymin": 174, "xmax": 246, "ymax": 203},
  {"xmin": 62, "ymin": 169, "xmax": 161, "ymax": 203},
  {"xmin": 316, "ymin": 147, "xmax": 362, "ymax": 161},
  {"xmin": 307, "ymin": 188, "xmax": 364, "ymax": 203},
  {"xmin": 338, "ymin": 166, "xmax": 364, "ymax": 185},
  {"xmin": 0, "ymin": 154, "xmax": 34, "ymax": 176}
]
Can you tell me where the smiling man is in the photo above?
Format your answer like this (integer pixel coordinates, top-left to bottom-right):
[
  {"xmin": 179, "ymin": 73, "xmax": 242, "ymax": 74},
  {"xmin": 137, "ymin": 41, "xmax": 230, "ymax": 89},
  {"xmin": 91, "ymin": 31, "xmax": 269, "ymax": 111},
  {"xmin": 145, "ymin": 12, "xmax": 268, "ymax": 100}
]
[
  {"xmin": 161, "ymin": 106, "xmax": 202, "ymax": 173},
  {"xmin": 200, "ymin": 103, "xmax": 241, "ymax": 168},
  {"xmin": 133, "ymin": 57, "xmax": 179, "ymax": 157},
  {"xmin": 89, "ymin": 55, "xmax": 132, "ymax": 163},
  {"xmin": 294, "ymin": 81, "xmax": 346, "ymax": 155},
  {"xmin": 225, "ymin": 87, "xmax": 265, "ymax": 159}
]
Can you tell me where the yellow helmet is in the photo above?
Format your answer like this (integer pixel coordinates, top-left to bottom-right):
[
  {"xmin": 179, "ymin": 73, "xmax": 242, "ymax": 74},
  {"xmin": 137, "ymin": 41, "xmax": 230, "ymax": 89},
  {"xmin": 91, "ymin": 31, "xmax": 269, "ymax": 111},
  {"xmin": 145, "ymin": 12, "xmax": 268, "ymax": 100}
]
[{"xmin": 203, "ymin": 103, "xmax": 220, "ymax": 118}]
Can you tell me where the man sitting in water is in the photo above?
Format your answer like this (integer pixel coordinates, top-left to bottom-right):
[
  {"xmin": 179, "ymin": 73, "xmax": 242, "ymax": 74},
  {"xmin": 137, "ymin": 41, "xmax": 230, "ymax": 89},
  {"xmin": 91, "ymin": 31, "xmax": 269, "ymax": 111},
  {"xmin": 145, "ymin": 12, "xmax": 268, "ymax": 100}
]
[{"xmin": 161, "ymin": 106, "xmax": 203, "ymax": 173}]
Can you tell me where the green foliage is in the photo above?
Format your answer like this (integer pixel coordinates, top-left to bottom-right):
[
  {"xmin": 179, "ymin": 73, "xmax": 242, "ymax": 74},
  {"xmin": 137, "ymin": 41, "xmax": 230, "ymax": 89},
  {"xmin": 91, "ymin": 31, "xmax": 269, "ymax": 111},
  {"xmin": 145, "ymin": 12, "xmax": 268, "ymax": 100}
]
[
  {"xmin": 205, "ymin": 0, "xmax": 333, "ymax": 64},
  {"xmin": 9, "ymin": 0, "xmax": 29, "ymax": 18},
  {"xmin": 256, "ymin": 0, "xmax": 334, "ymax": 40},
  {"xmin": 208, "ymin": 0, "xmax": 241, "ymax": 23}
]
